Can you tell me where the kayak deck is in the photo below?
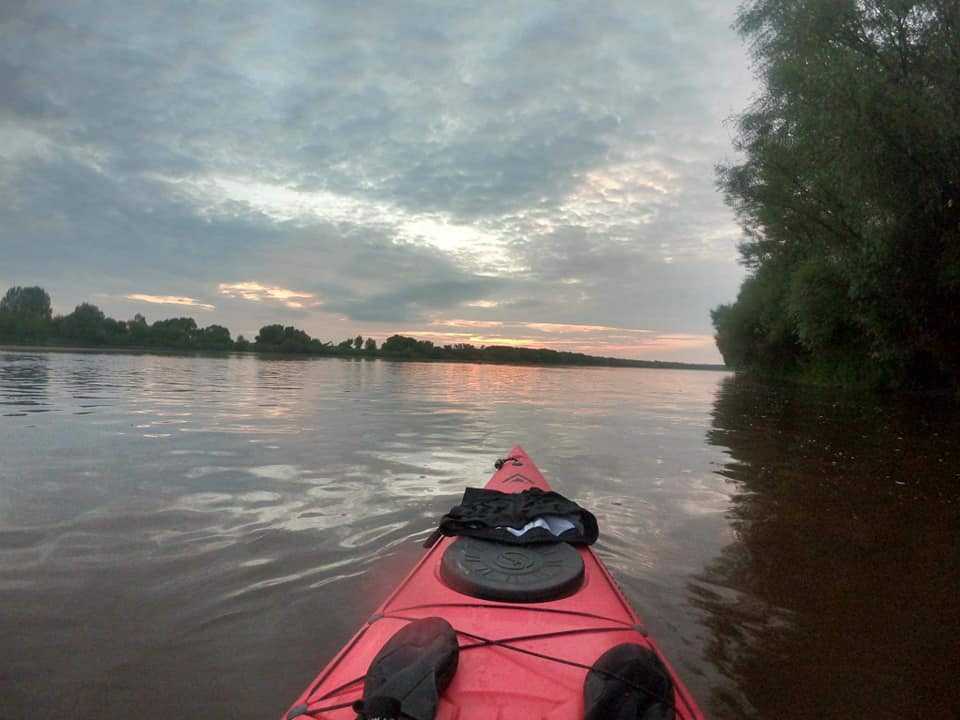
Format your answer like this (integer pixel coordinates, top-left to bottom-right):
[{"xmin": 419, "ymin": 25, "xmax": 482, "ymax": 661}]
[{"xmin": 285, "ymin": 446, "xmax": 703, "ymax": 719}]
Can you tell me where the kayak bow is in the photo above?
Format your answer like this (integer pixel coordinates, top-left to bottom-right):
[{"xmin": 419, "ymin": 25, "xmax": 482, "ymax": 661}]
[{"xmin": 284, "ymin": 445, "xmax": 704, "ymax": 719}]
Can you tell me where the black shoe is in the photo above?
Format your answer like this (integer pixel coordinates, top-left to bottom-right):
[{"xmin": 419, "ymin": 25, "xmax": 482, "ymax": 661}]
[
  {"xmin": 353, "ymin": 617, "xmax": 459, "ymax": 720},
  {"xmin": 584, "ymin": 643, "xmax": 674, "ymax": 720}
]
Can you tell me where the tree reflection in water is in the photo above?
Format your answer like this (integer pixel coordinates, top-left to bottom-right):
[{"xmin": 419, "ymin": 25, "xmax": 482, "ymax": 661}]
[
  {"xmin": 0, "ymin": 352, "xmax": 49, "ymax": 414},
  {"xmin": 694, "ymin": 376, "xmax": 960, "ymax": 719}
]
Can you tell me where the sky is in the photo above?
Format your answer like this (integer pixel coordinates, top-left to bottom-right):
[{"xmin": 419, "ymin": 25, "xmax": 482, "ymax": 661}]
[{"xmin": 0, "ymin": 0, "xmax": 754, "ymax": 363}]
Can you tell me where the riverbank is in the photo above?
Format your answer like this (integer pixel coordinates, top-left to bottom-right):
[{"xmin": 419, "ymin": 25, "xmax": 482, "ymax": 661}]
[{"xmin": 0, "ymin": 343, "xmax": 728, "ymax": 372}]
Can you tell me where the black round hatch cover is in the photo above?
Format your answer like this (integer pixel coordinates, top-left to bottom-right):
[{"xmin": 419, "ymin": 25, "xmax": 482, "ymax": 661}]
[{"xmin": 440, "ymin": 537, "xmax": 584, "ymax": 603}]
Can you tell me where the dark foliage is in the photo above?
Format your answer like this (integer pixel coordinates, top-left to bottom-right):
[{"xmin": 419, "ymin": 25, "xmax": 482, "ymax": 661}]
[
  {"xmin": 0, "ymin": 287, "xmax": 234, "ymax": 351},
  {"xmin": 377, "ymin": 334, "xmax": 722, "ymax": 369},
  {"xmin": 0, "ymin": 286, "xmax": 53, "ymax": 342},
  {"xmin": 714, "ymin": 0, "xmax": 960, "ymax": 388}
]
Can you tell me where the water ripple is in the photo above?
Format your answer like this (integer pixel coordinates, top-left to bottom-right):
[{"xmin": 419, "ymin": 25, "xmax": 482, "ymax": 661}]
[{"xmin": 6, "ymin": 352, "xmax": 951, "ymax": 718}]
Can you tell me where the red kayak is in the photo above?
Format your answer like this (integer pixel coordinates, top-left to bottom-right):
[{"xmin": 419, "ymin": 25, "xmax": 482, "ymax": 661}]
[{"xmin": 284, "ymin": 445, "xmax": 704, "ymax": 719}]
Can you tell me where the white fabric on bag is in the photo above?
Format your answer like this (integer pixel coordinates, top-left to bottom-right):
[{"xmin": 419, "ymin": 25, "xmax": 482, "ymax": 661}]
[{"xmin": 502, "ymin": 514, "xmax": 578, "ymax": 537}]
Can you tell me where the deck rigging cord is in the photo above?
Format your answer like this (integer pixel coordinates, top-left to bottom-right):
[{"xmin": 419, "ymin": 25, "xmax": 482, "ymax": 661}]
[{"xmin": 292, "ymin": 613, "xmax": 678, "ymax": 718}]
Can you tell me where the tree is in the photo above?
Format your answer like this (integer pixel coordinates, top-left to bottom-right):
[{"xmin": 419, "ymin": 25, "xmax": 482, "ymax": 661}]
[
  {"xmin": 309, "ymin": 338, "xmax": 334, "ymax": 353},
  {"xmin": 100, "ymin": 317, "xmax": 128, "ymax": 344},
  {"xmin": 0, "ymin": 286, "xmax": 53, "ymax": 341},
  {"xmin": 128, "ymin": 313, "xmax": 150, "ymax": 345},
  {"xmin": 255, "ymin": 324, "xmax": 312, "ymax": 353},
  {"xmin": 364, "ymin": 337, "xmax": 377, "ymax": 353},
  {"xmin": 1, "ymin": 286, "xmax": 52, "ymax": 320},
  {"xmin": 61, "ymin": 303, "xmax": 107, "ymax": 343},
  {"xmin": 714, "ymin": 0, "xmax": 960, "ymax": 387},
  {"xmin": 255, "ymin": 324, "xmax": 285, "ymax": 346},
  {"xmin": 277, "ymin": 327, "xmax": 312, "ymax": 353},
  {"xmin": 353, "ymin": 335, "xmax": 363, "ymax": 350},
  {"xmin": 381, "ymin": 334, "xmax": 419, "ymax": 355},
  {"xmin": 197, "ymin": 324, "xmax": 232, "ymax": 350},
  {"xmin": 235, "ymin": 335, "xmax": 251, "ymax": 351},
  {"xmin": 380, "ymin": 334, "xmax": 438, "ymax": 357},
  {"xmin": 150, "ymin": 317, "xmax": 198, "ymax": 348}
]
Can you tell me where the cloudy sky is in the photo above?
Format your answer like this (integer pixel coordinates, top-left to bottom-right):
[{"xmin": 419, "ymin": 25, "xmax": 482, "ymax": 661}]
[{"xmin": 1, "ymin": 0, "xmax": 753, "ymax": 362}]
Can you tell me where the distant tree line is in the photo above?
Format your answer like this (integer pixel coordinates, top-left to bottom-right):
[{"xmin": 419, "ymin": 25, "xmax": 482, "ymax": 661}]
[
  {"xmin": 712, "ymin": 0, "xmax": 960, "ymax": 389},
  {"xmin": 0, "ymin": 287, "xmax": 240, "ymax": 350},
  {"xmin": 0, "ymin": 285, "xmax": 725, "ymax": 370},
  {"xmin": 374, "ymin": 334, "xmax": 722, "ymax": 369},
  {"xmin": 250, "ymin": 324, "xmax": 379, "ymax": 355}
]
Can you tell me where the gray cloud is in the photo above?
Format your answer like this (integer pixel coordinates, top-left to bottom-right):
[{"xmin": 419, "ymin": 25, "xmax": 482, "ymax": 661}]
[
  {"xmin": 1, "ymin": 0, "xmax": 753, "ymax": 360},
  {"xmin": 0, "ymin": 59, "xmax": 52, "ymax": 120},
  {"xmin": 327, "ymin": 278, "xmax": 504, "ymax": 323}
]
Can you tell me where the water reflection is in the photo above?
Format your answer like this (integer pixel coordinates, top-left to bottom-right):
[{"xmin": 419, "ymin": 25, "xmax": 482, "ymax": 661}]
[
  {"xmin": 1, "ymin": 353, "xmax": 738, "ymax": 719},
  {"xmin": 0, "ymin": 352, "xmax": 49, "ymax": 414},
  {"xmin": 696, "ymin": 376, "xmax": 960, "ymax": 718},
  {"xmin": 26, "ymin": 354, "xmax": 958, "ymax": 718}
]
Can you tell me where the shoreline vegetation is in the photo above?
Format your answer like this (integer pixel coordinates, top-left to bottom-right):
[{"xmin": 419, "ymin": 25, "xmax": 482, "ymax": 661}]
[
  {"xmin": 0, "ymin": 287, "xmax": 726, "ymax": 372},
  {"xmin": 711, "ymin": 1, "xmax": 959, "ymax": 391}
]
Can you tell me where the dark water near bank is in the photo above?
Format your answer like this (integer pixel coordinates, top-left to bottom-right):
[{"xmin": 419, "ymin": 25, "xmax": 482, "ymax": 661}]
[{"xmin": 1, "ymin": 351, "xmax": 957, "ymax": 719}]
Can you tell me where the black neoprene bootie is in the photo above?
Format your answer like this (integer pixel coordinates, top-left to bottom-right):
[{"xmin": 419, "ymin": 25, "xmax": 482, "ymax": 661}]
[
  {"xmin": 353, "ymin": 617, "xmax": 459, "ymax": 720},
  {"xmin": 583, "ymin": 643, "xmax": 674, "ymax": 720}
]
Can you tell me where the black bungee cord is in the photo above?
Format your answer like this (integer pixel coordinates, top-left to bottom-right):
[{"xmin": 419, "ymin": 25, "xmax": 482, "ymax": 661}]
[{"xmin": 292, "ymin": 615, "xmax": 678, "ymax": 719}]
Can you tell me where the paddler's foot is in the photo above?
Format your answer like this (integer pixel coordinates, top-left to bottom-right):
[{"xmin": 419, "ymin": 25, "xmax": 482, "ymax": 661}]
[
  {"xmin": 583, "ymin": 643, "xmax": 675, "ymax": 720},
  {"xmin": 353, "ymin": 617, "xmax": 459, "ymax": 720}
]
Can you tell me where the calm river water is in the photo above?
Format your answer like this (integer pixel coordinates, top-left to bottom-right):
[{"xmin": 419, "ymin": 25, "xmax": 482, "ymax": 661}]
[{"xmin": 1, "ymin": 351, "xmax": 957, "ymax": 719}]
